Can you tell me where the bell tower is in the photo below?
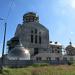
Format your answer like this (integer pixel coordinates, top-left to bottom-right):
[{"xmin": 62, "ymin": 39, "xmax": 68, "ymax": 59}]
[{"xmin": 23, "ymin": 12, "xmax": 39, "ymax": 23}]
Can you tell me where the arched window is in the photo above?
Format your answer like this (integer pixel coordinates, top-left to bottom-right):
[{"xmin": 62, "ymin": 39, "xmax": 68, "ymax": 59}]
[
  {"xmin": 35, "ymin": 29, "xmax": 37, "ymax": 34},
  {"xmin": 31, "ymin": 30, "xmax": 33, "ymax": 33},
  {"xmin": 31, "ymin": 35, "xmax": 33, "ymax": 43},
  {"xmin": 39, "ymin": 36, "xmax": 41, "ymax": 44},
  {"xmin": 34, "ymin": 48, "xmax": 38, "ymax": 55},
  {"xmin": 35, "ymin": 35, "xmax": 37, "ymax": 43},
  {"xmin": 39, "ymin": 32, "xmax": 41, "ymax": 35}
]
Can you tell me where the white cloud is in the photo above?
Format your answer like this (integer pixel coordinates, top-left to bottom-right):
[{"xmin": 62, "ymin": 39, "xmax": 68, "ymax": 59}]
[
  {"xmin": 70, "ymin": 31, "xmax": 74, "ymax": 34},
  {"xmin": 53, "ymin": 0, "xmax": 75, "ymax": 16},
  {"xmin": 69, "ymin": 0, "xmax": 75, "ymax": 8},
  {"xmin": 59, "ymin": 0, "xmax": 75, "ymax": 9}
]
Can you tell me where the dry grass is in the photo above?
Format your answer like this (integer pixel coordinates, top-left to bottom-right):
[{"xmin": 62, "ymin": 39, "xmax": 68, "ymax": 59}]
[{"xmin": 1, "ymin": 65, "xmax": 75, "ymax": 75}]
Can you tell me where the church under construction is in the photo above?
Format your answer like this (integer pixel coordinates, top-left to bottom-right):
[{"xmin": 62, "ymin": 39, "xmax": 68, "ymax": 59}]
[{"xmin": 1, "ymin": 12, "xmax": 75, "ymax": 67}]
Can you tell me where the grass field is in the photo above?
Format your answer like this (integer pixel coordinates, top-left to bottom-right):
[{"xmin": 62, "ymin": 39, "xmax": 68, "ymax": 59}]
[{"xmin": 0, "ymin": 65, "xmax": 75, "ymax": 75}]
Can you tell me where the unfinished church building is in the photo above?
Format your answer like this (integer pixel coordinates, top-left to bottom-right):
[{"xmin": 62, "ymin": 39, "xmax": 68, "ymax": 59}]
[
  {"xmin": 6, "ymin": 12, "xmax": 75, "ymax": 65},
  {"xmin": 7, "ymin": 12, "xmax": 49, "ymax": 60}
]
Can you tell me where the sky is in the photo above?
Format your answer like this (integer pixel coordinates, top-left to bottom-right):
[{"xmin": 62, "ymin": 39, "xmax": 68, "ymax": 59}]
[{"xmin": 0, "ymin": 0, "xmax": 75, "ymax": 55}]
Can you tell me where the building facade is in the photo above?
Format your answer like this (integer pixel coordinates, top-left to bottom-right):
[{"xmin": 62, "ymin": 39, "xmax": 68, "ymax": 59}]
[
  {"xmin": 6, "ymin": 12, "xmax": 75, "ymax": 63},
  {"xmin": 7, "ymin": 12, "xmax": 49, "ymax": 60}
]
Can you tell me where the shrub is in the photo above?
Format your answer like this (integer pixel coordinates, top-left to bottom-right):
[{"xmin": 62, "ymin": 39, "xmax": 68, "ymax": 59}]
[
  {"xmin": 32, "ymin": 63, "xmax": 49, "ymax": 67},
  {"xmin": 39, "ymin": 63, "xmax": 49, "ymax": 66},
  {"xmin": 67, "ymin": 61, "xmax": 73, "ymax": 65}
]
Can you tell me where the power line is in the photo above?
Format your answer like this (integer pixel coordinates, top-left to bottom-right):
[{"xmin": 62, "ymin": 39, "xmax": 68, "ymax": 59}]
[{"xmin": 6, "ymin": 0, "xmax": 14, "ymax": 21}]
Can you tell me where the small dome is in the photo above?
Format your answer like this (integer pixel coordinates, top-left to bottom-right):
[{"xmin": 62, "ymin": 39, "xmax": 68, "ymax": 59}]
[
  {"xmin": 65, "ymin": 44, "xmax": 75, "ymax": 56},
  {"xmin": 65, "ymin": 42, "xmax": 75, "ymax": 50},
  {"xmin": 65, "ymin": 45, "xmax": 74, "ymax": 49},
  {"xmin": 7, "ymin": 45, "xmax": 30, "ymax": 60}
]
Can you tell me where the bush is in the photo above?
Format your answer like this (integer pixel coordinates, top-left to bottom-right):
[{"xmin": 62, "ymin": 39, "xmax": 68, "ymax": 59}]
[
  {"xmin": 32, "ymin": 63, "xmax": 49, "ymax": 67},
  {"xmin": 67, "ymin": 61, "xmax": 73, "ymax": 65},
  {"xmin": 39, "ymin": 63, "xmax": 49, "ymax": 66}
]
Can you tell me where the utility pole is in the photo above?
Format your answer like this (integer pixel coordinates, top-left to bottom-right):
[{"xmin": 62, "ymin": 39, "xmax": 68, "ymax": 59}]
[
  {"xmin": 1, "ymin": 23, "xmax": 7, "ymax": 70},
  {"xmin": 0, "ymin": 18, "xmax": 7, "ymax": 72}
]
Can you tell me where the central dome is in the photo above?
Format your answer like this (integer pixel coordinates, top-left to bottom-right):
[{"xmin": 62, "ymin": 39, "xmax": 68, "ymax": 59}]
[{"xmin": 7, "ymin": 45, "xmax": 30, "ymax": 60}]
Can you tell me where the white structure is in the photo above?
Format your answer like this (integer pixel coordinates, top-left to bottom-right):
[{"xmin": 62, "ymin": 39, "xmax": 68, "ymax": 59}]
[{"xmin": 49, "ymin": 41, "xmax": 62, "ymax": 61}]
